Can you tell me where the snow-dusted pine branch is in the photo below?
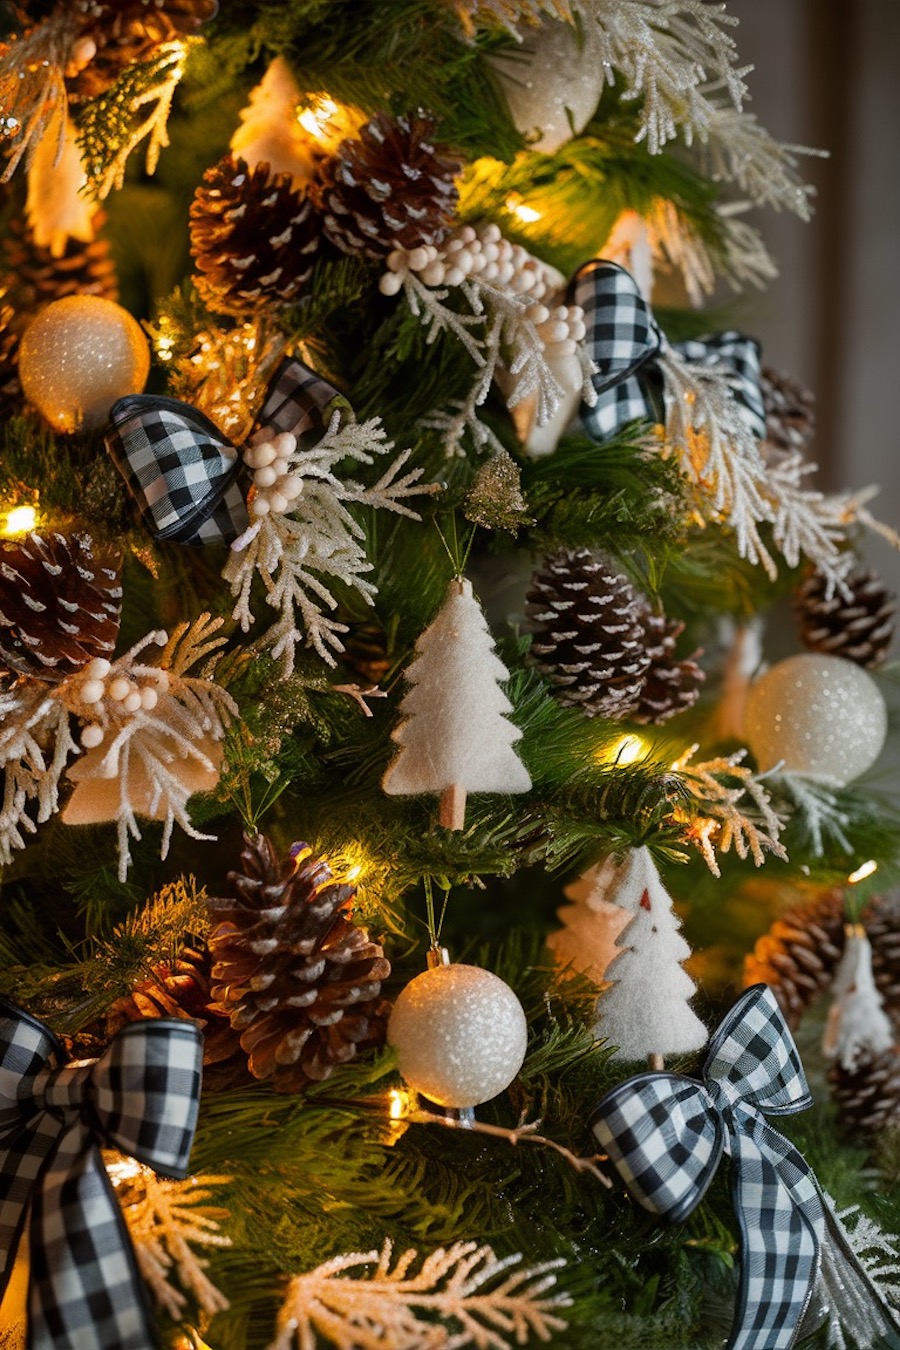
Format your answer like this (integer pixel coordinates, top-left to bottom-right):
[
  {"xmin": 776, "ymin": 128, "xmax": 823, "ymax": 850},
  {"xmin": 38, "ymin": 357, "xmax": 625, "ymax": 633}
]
[
  {"xmin": 106, "ymin": 1156, "xmax": 231, "ymax": 1320},
  {"xmin": 270, "ymin": 1240, "xmax": 570, "ymax": 1350},
  {"xmin": 673, "ymin": 745, "xmax": 788, "ymax": 876},
  {"xmin": 224, "ymin": 413, "xmax": 436, "ymax": 673},
  {"xmin": 816, "ymin": 1198, "xmax": 900, "ymax": 1350},
  {"xmin": 698, "ymin": 102, "xmax": 821, "ymax": 220},
  {"xmin": 775, "ymin": 773, "xmax": 853, "ymax": 858}
]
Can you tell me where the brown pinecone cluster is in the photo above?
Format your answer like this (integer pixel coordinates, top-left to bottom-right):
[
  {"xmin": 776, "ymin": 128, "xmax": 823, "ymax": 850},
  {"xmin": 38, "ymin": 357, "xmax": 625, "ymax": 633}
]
[
  {"xmin": 316, "ymin": 111, "xmax": 462, "ymax": 259},
  {"xmin": 745, "ymin": 890, "xmax": 900, "ymax": 1137},
  {"xmin": 793, "ymin": 566, "xmax": 895, "ymax": 668},
  {"xmin": 190, "ymin": 156, "xmax": 321, "ymax": 317},
  {"xmin": 0, "ymin": 531, "xmax": 122, "ymax": 681},
  {"xmin": 189, "ymin": 111, "xmax": 463, "ymax": 315},
  {"xmin": 525, "ymin": 549, "xmax": 704, "ymax": 723},
  {"xmin": 64, "ymin": 0, "xmax": 220, "ymax": 100},
  {"xmin": 207, "ymin": 833, "xmax": 391, "ymax": 1092}
]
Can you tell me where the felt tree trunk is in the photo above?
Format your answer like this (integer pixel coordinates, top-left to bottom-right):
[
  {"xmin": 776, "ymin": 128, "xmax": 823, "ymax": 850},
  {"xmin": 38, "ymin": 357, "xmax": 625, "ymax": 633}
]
[
  {"xmin": 382, "ymin": 577, "xmax": 531, "ymax": 830},
  {"xmin": 593, "ymin": 848, "xmax": 708, "ymax": 1066}
]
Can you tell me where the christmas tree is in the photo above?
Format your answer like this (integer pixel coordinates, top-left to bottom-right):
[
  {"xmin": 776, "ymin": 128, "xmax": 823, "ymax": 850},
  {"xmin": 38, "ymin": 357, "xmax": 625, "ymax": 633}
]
[{"xmin": 1, "ymin": 3, "xmax": 899, "ymax": 1348}]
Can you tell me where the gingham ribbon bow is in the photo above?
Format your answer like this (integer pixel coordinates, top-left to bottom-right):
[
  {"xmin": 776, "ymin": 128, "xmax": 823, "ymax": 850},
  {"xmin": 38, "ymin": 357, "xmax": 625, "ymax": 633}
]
[
  {"xmin": 0, "ymin": 998, "xmax": 202, "ymax": 1350},
  {"xmin": 590, "ymin": 986, "xmax": 824, "ymax": 1350},
  {"xmin": 575, "ymin": 259, "xmax": 767, "ymax": 442},
  {"xmin": 106, "ymin": 358, "xmax": 342, "ymax": 545}
]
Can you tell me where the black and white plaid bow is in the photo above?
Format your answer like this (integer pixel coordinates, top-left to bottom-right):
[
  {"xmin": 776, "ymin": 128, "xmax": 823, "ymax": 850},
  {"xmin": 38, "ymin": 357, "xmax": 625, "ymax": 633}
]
[
  {"xmin": 590, "ymin": 985, "xmax": 824, "ymax": 1350},
  {"xmin": 574, "ymin": 260, "xmax": 767, "ymax": 443},
  {"xmin": 0, "ymin": 997, "xmax": 202, "ymax": 1350},
  {"xmin": 106, "ymin": 358, "xmax": 343, "ymax": 545}
]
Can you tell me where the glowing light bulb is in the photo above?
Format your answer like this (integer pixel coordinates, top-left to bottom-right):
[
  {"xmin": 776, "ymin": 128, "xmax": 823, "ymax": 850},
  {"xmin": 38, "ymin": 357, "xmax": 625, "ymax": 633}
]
[
  {"xmin": 847, "ymin": 859, "xmax": 877, "ymax": 884},
  {"xmin": 389, "ymin": 1088, "xmax": 409, "ymax": 1121},
  {"xmin": 2, "ymin": 504, "xmax": 38, "ymax": 535},
  {"xmin": 609, "ymin": 734, "xmax": 647, "ymax": 766},
  {"xmin": 297, "ymin": 95, "xmax": 339, "ymax": 140},
  {"xmin": 505, "ymin": 194, "xmax": 542, "ymax": 223},
  {"xmin": 344, "ymin": 863, "xmax": 362, "ymax": 882}
]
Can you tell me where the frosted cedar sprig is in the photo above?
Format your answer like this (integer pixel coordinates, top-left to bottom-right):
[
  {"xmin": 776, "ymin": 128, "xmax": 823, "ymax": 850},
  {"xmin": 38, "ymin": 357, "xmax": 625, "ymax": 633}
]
[
  {"xmin": 106, "ymin": 1156, "xmax": 231, "ymax": 1320},
  {"xmin": 659, "ymin": 346, "xmax": 851, "ymax": 588},
  {"xmin": 270, "ymin": 1239, "xmax": 571, "ymax": 1350},
  {"xmin": 816, "ymin": 1198, "xmax": 900, "ymax": 1350},
  {"xmin": 0, "ymin": 682, "xmax": 76, "ymax": 863},
  {"xmin": 223, "ymin": 411, "xmax": 437, "ymax": 674},
  {"xmin": 673, "ymin": 744, "xmax": 788, "ymax": 876},
  {"xmin": 76, "ymin": 41, "xmax": 189, "ymax": 199}
]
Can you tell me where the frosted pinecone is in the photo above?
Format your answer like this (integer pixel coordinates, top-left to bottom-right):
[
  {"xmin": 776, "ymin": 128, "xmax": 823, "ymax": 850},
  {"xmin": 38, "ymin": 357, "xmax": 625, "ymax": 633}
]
[{"xmin": 525, "ymin": 550, "xmax": 650, "ymax": 719}]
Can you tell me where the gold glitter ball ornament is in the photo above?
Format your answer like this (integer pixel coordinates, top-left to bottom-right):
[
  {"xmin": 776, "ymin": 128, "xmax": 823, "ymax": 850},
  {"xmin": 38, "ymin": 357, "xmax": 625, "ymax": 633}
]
[
  {"xmin": 18, "ymin": 295, "xmax": 150, "ymax": 433},
  {"xmin": 388, "ymin": 962, "xmax": 528, "ymax": 1108},
  {"xmin": 744, "ymin": 652, "xmax": 887, "ymax": 787}
]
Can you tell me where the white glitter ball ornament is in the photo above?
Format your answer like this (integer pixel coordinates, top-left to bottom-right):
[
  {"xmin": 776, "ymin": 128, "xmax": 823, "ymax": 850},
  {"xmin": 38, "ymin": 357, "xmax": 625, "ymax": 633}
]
[
  {"xmin": 18, "ymin": 295, "xmax": 150, "ymax": 433},
  {"xmin": 744, "ymin": 653, "xmax": 887, "ymax": 786},
  {"xmin": 488, "ymin": 18, "xmax": 606, "ymax": 155},
  {"xmin": 388, "ymin": 963, "xmax": 528, "ymax": 1108}
]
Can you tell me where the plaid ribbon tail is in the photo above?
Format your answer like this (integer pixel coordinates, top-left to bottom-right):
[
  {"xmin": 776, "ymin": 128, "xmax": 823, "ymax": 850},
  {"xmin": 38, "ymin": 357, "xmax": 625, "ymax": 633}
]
[
  {"xmin": 29, "ymin": 1128, "xmax": 156, "ymax": 1350},
  {"xmin": 671, "ymin": 332, "xmax": 767, "ymax": 441},
  {"xmin": 727, "ymin": 1113, "xmax": 824, "ymax": 1350}
]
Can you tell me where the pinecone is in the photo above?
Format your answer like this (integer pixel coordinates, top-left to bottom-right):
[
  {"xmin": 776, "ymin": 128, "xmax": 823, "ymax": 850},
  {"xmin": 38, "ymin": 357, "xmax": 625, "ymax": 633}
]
[
  {"xmin": 66, "ymin": 0, "xmax": 219, "ymax": 101},
  {"xmin": 1, "ymin": 213, "xmax": 118, "ymax": 329},
  {"xmin": 105, "ymin": 941, "xmax": 239, "ymax": 1066},
  {"xmin": 0, "ymin": 532, "xmax": 122, "ymax": 681},
  {"xmin": 865, "ymin": 893, "xmax": 900, "ymax": 1020},
  {"xmin": 525, "ymin": 550, "xmax": 651, "ymax": 718},
  {"xmin": 317, "ymin": 112, "xmax": 462, "ymax": 259},
  {"xmin": 208, "ymin": 833, "xmax": 391, "ymax": 1092},
  {"xmin": 794, "ymin": 566, "xmax": 896, "ymax": 668},
  {"xmin": 760, "ymin": 365, "xmax": 816, "ymax": 453},
  {"xmin": 630, "ymin": 607, "xmax": 704, "ymax": 724},
  {"xmin": 743, "ymin": 890, "xmax": 900, "ymax": 1028},
  {"xmin": 829, "ymin": 1046, "xmax": 900, "ymax": 1136},
  {"xmin": 189, "ymin": 155, "xmax": 321, "ymax": 317},
  {"xmin": 743, "ymin": 890, "xmax": 845, "ymax": 1028}
]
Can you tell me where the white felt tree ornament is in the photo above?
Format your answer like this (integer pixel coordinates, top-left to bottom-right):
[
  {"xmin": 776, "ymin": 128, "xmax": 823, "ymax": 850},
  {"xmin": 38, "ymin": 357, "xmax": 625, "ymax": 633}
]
[
  {"xmin": 382, "ymin": 577, "xmax": 531, "ymax": 829},
  {"xmin": 229, "ymin": 57, "xmax": 318, "ymax": 184},
  {"xmin": 547, "ymin": 855, "xmax": 631, "ymax": 985},
  {"xmin": 593, "ymin": 847, "xmax": 708, "ymax": 1067},
  {"xmin": 822, "ymin": 926, "xmax": 895, "ymax": 1071}
]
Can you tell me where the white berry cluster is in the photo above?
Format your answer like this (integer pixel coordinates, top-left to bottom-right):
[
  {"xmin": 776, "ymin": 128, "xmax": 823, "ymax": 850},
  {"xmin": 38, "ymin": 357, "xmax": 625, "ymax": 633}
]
[
  {"xmin": 523, "ymin": 300, "xmax": 587, "ymax": 365},
  {"xmin": 75, "ymin": 657, "xmax": 169, "ymax": 748},
  {"xmin": 379, "ymin": 222, "xmax": 561, "ymax": 299},
  {"xmin": 243, "ymin": 430, "xmax": 303, "ymax": 519}
]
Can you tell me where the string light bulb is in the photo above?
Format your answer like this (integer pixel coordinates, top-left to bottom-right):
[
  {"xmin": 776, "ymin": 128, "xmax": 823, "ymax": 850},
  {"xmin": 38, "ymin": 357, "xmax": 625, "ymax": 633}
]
[
  {"xmin": 1, "ymin": 504, "xmax": 38, "ymax": 536},
  {"xmin": 297, "ymin": 95, "xmax": 339, "ymax": 140},
  {"xmin": 847, "ymin": 859, "xmax": 877, "ymax": 884},
  {"xmin": 600, "ymin": 734, "xmax": 648, "ymax": 766},
  {"xmin": 505, "ymin": 193, "xmax": 542, "ymax": 224}
]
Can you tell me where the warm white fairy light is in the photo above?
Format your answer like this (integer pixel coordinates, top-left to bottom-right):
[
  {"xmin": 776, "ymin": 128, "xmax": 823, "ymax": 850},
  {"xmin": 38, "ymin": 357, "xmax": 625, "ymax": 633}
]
[
  {"xmin": 847, "ymin": 859, "xmax": 877, "ymax": 884},
  {"xmin": 1, "ymin": 504, "xmax": 38, "ymax": 535},
  {"xmin": 297, "ymin": 95, "xmax": 339, "ymax": 140},
  {"xmin": 505, "ymin": 194, "xmax": 542, "ymax": 224}
]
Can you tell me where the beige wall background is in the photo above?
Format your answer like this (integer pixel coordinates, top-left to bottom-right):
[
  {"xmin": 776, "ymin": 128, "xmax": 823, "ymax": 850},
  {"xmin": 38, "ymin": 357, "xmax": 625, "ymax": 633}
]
[{"xmin": 727, "ymin": 0, "xmax": 900, "ymax": 590}]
